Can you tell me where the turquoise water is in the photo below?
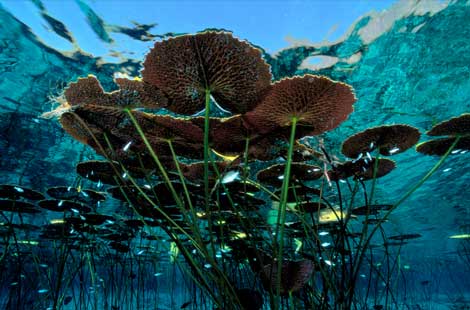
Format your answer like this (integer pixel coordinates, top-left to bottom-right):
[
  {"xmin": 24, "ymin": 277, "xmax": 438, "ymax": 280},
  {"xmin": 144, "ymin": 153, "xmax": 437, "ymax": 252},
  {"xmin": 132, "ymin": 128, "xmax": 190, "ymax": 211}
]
[{"xmin": 0, "ymin": 1, "xmax": 469, "ymax": 309}]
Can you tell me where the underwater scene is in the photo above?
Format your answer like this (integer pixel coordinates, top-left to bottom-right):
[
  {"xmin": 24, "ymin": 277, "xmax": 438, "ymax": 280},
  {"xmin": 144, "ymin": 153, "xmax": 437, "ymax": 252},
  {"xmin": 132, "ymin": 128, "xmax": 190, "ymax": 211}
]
[{"xmin": 0, "ymin": 0, "xmax": 469, "ymax": 309}]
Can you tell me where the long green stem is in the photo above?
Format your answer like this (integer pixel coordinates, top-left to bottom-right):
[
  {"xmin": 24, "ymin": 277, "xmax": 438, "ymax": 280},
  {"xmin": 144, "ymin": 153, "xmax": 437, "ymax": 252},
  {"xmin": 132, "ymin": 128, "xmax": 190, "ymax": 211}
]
[
  {"xmin": 203, "ymin": 89, "xmax": 218, "ymax": 261},
  {"xmin": 204, "ymin": 89, "xmax": 211, "ymax": 210},
  {"xmin": 245, "ymin": 178, "xmax": 279, "ymax": 200},
  {"xmin": 166, "ymin": 140, "xmax": 205, "ymax": 246},
  {"xmin": 242, "ymin": 137, "xmax": 250, "ymax": 193},
  {"xmin": 352, "ymin": 135, "xmax": 461, "ymax": 286},
  {"xmin": 275, "ymin": 117, "xmax": 297, "ymax": 306},
  {"xmin": 124, "ymin": 109, "xmax": 183, "ymax": 207},
  {"xmin": 368, "ymin": 153, "xmax": 381, "ymax": 205},
  {"xmin": 120, "ymin": 112, "xmax": 208, "ymax": 253},
  {"xmin": 126, "ymin": 106, "xmax": 237, "ymax": 307}
]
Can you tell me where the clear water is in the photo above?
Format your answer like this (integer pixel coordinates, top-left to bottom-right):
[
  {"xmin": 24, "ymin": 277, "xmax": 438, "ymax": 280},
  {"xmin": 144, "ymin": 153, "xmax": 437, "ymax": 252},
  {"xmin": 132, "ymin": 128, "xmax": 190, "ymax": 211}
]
[{"xmin": 0, "ymin": 1, "xmax": 469, "ymax": 309}]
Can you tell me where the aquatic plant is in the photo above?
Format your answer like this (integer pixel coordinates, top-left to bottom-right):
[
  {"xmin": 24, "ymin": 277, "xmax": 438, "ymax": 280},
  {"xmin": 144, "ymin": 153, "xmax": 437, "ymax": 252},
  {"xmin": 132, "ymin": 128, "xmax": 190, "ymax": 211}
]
[{"xmin": 0, "ymin": 29, "xmax": 461, "ymax": 309}]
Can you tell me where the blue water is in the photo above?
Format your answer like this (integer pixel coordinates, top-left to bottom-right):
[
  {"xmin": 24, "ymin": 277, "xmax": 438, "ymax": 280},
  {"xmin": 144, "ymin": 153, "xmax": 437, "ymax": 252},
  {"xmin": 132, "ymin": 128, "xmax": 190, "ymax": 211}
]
[{"xmin": 0, "ymin": 1, "xmax": 469, "ymax": 309}]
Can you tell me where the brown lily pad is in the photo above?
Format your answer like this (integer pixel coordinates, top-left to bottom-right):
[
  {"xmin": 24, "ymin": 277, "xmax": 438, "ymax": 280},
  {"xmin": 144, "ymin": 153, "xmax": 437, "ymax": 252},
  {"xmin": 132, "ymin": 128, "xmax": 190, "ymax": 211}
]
[
  {"xmin": 39, "ymin": 199, "xmax": 91, "ymax": 213},
  {"xmin": 328, "ymin": 158, "xmax": 396, "ymax": 181},
  {"xmin": 0, "ymin": 199, "xmax": 40, "ymax": 214},
  {"xmin": 245, "ymin": 75, "xmax": 355, "ymax": 137},
  {"xmin": 416, "ymin": 136, "xmax": 470, "ymax": 156},
  {"xmin": 46, "ymin": 186, "xmax": 106, "ymax": 203},
  {"xmin": 256, "ymin": 163, "xmax": 322, "ymax": 187},
  {"xmin": 341, "ymin": 124, "xmax": 420, "ymax": 158},
  {"xmin": 260, "ymin": 260, "xmax": 315, "ymax": 295},
  {"xmin": 427, "ymin": 113, "xmax": 470, "ymax": 136},
  {"xmin": 0, "ymin": 184, "xmax": 45, "ymax": 201},
  {"xmin": 142, "ymin": 31, "xmax": 272, "ymax": 114}
]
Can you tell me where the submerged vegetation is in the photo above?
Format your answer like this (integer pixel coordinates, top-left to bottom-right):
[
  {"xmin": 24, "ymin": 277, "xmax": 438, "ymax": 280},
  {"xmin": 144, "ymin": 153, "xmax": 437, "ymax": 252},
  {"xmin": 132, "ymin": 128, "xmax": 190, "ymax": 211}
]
[{"xmin": 0, "ymin": 30, "xmax": 469, "ymax": 309}]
